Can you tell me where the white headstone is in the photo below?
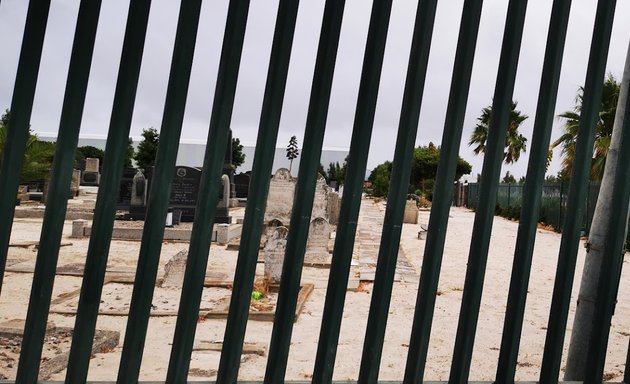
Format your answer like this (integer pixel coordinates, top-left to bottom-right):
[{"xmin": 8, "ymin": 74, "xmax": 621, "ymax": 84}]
[
  {"xmin": 265, "ymin": 168, "xmax": 295, "ymax": 224},
  {"xmin": 162, "ymin": 250, "xmax": 188, "ymax": 288},
  {"xmin": 264, "ymin": 226, "xmax": 288, "ymax": 284},
  {"xmin": 305, "ymin": 217, "xmax": 331, "ymax": 264}
]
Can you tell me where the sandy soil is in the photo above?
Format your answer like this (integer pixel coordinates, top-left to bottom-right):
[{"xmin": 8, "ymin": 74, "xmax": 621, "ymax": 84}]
[{"xmin": 1, "ymin": 198, "xmax": 629, "ymax": 381}]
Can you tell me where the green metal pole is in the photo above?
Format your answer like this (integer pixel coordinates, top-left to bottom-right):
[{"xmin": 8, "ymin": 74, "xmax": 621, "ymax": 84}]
[
  {"xmin": 116, "ymin": 1, "xmax": 202, "ymax": 381},
  {"xmin": 65, "ymin": 1, "xmax": 152, "ymax": 381},
  {"xmin": 0, "ymin": 0, "xmax": 50, "ymax": 296},
  {"xmin": 165, "ymin": 0, "xmax": 252, "ymax": 381},
  {"xmin": 14, "ymin": 1, "xmax": 101, "ymax": 381},
  {"xmin": 540, "ymin": 0, "xmax": 616, "ymax": 381},
  {"xmin": 214, "ymin": 1, "xmax": 298, "ymax": 382},
  {"xmin": 403, "ymin": 1, "xmax": 483, "ymax": 382},
  {"xmin": 312, "ymin": 0, "xmax": 393, "ymax": 382},
  {"xmin": 358, "ymin": 0, "xmax": 437, "ymax": 379},
  {"xmin": 495, "ymin": 1, "xmax": 571, "ymax": 382},
  {"xmin": 264, "ymin": 1, "xmax": 345, "ymax": 382},
  {"xmin": 449, "ymin": 1, "xmax": 528, "ymax": 382},
  {"xmin": 583, "ymin": 49, "xmax": 630, "ymax": 383}
]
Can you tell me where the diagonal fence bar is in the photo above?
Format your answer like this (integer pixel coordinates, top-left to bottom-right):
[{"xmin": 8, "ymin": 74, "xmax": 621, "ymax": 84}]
[
  {"xmin": 495, "ymin": 1, "xmax": 572, "ymax": 382},
  {"xmin": 449, "ymin": 1, "xmax": 528, "ymax": 382},
  {"xmin": 264, "ymin": 1, "xmax": 346, "ymax": 382},
  {"xmin": 312, "ymin": 0, "xmax": 394, "ymax": 381},
  {"xmin": 165, "ymin": 0, "xmax": 252, "ymax": 381},
  {"xmin": 14, "ymin": 1, "xmax": 102, "ymax": 381},
  {"xmin": 65, "ymin": 1, "xmax": 153, "ymax": 381},
  {"xmin": 358, "ymin": 1, "xmax": 437, "ymax": 382},
  {"xmin": 404, "ymin": 0, "xmax": 484, "ymax": 382},
  {"xmin": 215, "ymin": 1, "xmax": 298, "ymax": 382},
  {"xmin": 0, "ymin": 0, "xmax": 51, "ymax": 296},
  {"xmin": 584, "ymin": 42, "xmax": 630, "ymax": 383},
  {"xmin": 116, "ymin": 1, "xmax": 203, "ymax": 381},
  {"xmin": 539, "ymin": 0, "xmax": 617, "ymax": 381}
]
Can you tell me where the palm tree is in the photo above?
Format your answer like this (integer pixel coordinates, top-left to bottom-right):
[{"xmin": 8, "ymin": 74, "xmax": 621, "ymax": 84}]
[
  {"xmin": 468, "ymin": 101, "xmax": 529, "ymax": 164},
  {"xmin": 551, "ymin": 74, "xmax": 620, "ymax": 180}
]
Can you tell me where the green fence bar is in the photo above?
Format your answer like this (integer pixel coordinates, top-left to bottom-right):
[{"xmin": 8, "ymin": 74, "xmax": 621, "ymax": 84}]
[
  {"xmin": 65, "ymin": 1, "xmax": 152, "ymax": 380},
  {"xmin": 165, "ymin": 0, "xmax": 251, "ymax": 381},
  {"xmin": 449, "ymin": 1, "xmax": 528, "ymax": 382},
  {"xmin": 116, "ymin": 1, "xmax": 202, "ymax": 381},
  {"xmin": 312, "ymin": 0, "xmax": 393, "ymax": 381},
  {"xmin": 495, "ymin": 1, "xmax": 571, "ymax": 382},
  {"xmin": 358, "ymin": 1, "xmax": 436, "ymax": 382},
  {"xmin": 539, "ymin": 0, "xmax": 616, "ymax": 381},
  {"xmin": 403, "ymin": 0, "xmax": 483, "ymax": 382},
  {"xmin": 584, "ymin": 49, "xmax": 630, "ymax": 383},
  {"xmin": 0, "ymin": 0, "xmax": 50, "ymax": 295},
  {"xmin": 264, "ymin": 1, "xmax": 345, "ymax": 382},
  {"xmin": 14, "ymin": 1, "xmax": 101, "ymax": 381},
  {"xmin": 215, "ymin": 1, "xmax": 297, "ymax": 382}
]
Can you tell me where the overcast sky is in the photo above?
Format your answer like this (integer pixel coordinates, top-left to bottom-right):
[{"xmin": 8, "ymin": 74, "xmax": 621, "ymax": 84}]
[{"xmin": 1, "ymin": 1, "xmax": 629, "ymax": 179}]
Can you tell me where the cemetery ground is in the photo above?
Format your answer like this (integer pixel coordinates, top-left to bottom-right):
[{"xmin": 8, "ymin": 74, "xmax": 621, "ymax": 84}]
[{"xmin": 2, "ymin": 196, "xmax": 630, "ymax": 381}]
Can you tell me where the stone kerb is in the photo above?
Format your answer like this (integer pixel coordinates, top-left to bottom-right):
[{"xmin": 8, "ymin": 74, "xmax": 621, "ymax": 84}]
[{"xmin": 264, "ymin": 226, "xmax": 289, "ymax": 284}]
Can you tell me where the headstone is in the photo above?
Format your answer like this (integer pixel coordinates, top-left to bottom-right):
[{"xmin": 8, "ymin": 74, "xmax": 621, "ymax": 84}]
[
  {"xmin": 162, "ymin": 250, "xmax": 188, "ymax": 288},
  {"xmin": 84, "ymin": 157, "xmax": 100, "ymax": 173},
  {"xmin": 327, "ymin": 191, "xmax": 340, "ymax": 225},
  {"xmin": 71, "ymin": 220, "xmax": 87, "ymax": 238},
  {"xmin": 312, "ymin": 173, "xmax": 329, "ymax": 220},
  {"xmin": 215, "ymin": 174, "xmax": 232, "ymax": 224},
  {"xmin": 17, "ymin": 185, "xmax": 28, "ymax": 202},
  {"xmin": 264, "ymin": 226, "xmax": 288, "ymax": 284},
  {"xmin": 234, "ymin": 172, "xmax": 250, "ymax": 198},
  {"xmin": 169, "ymin": 166, "xmax": 202, "ymax": 222},
  {"xmin": 223, "ymin": 129, "xmax": 236, "ymax": 198},
  {"xmin": 70, "ymin": 169, "xmax": 81, "ymax": 198},
  {"xmin": 117, "ymin": 168, "xmax": 138, "ymax": 210},
  {"xmin": 305, "ymin": 217, "xmax": 331, "ymax": 264},
  {"xmin": 404, "ymin": 200, "xmax": 419, "ymax": 224},
  {"xmin": 128, "ymin": 170, "xmax": 149, "ymax": 220},
  {"xmin": 81, "ymin": 158, "xmax": 101, "ymax": 186},
  {"xmin": 264, "ymin": 168, "xmax": 295, "ymax": 224}
]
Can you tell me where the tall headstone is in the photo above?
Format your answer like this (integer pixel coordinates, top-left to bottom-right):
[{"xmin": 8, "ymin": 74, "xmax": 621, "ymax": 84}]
[
  {"xmin": 215, "ymin": 174, "xmax": 232, "ymax": 224},
  {"xmin": 312, "ymin": 173, "xmax": 329, "ymax": 220},
  {"xmin": 327, "ymin": 191, "xmax": 340, "ymax": 225},
  {"xmin": 234, "ymin": 172, "xmax": 251, "ymax": 198},
  {"xmin": 128, "ymin": 170, "xmax": 149, "ymax": 220},
  {"xmin": 264, "ymin": 168, "xmax": 295, "ymax": 225},
  {"xmin": 305, "ymin": 217, "xmax": 331, "ymax": 264},
  {"xmin": 70, "ymin": 169, "xmax": 81, "ymax": 198},
  {"xmin": 264, "ymin": 226, "xmax": 288, "ymax": 284},
  {"xmin": 223, "ymin": 129, "xmax": 236, "ymax": 198},
  {"xmin": 170, "ymin": 166, "xmax": 202, "ymax": 222}
]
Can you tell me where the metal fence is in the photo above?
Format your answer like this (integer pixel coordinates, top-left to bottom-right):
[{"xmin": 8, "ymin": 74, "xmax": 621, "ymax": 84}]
[
  {"xmin": 465, "ymin": 182, "xmax": 602, "ymax": 235},
  {"xmin": 1, "ymin": 0, "xmax": 630, "ymax": 383}
]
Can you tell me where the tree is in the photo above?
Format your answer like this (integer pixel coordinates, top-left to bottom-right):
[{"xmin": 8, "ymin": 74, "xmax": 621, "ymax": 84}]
[
  {"xmin": 317, "ymin": 163, "xmax": 327, "ymax": 182},
  {"xmin": 368, "ymin": 161, "xmax": 392, "ymax": 197},
  {"xmin": 502, "ymin": 171, "xmax": 516, "ymax": 184},
  {"xmin": 551, "ymin": 74, "xmax": 620, "ymax": 181},
  {"xmin": 368, "ymin": 145, "xmax": 472, "ymax": 198},
  {"xmin": 286, "ymin": 135, "xmax": 299, "ymax": 173},
  {"xmin": 232, "ymin": 137, "xmax": 245, "ymax": 169},
  {"xmin": 0, "ymin": 109, "xmax": 55, "ymax": 182},
  {"xmin": 75, "ymin": 145, "xmax": 105, "ymax": 168},
  {"xmin": 469, "ymin": 101, "xmax": 529, "ymax": 164},
  {"xmin": 564, "ymin": 49, "xmax": 630, "ymax": 381},
  {"xmin": 134, "ymin": 127, "xmax": 159, "ymax": 171}
]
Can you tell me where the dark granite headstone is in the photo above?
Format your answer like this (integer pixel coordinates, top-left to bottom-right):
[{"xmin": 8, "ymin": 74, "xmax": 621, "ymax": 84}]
[
  {"xmin": 117, "ymin": 168, "xmax": 138, "ymax": 211},
  {"xmin": 169, "ymin": 166, "xmax": 202, "ymax": 222},
  {"xmin": 234, "ymin": 172, "xmax": 250, "ymax": 198}
]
